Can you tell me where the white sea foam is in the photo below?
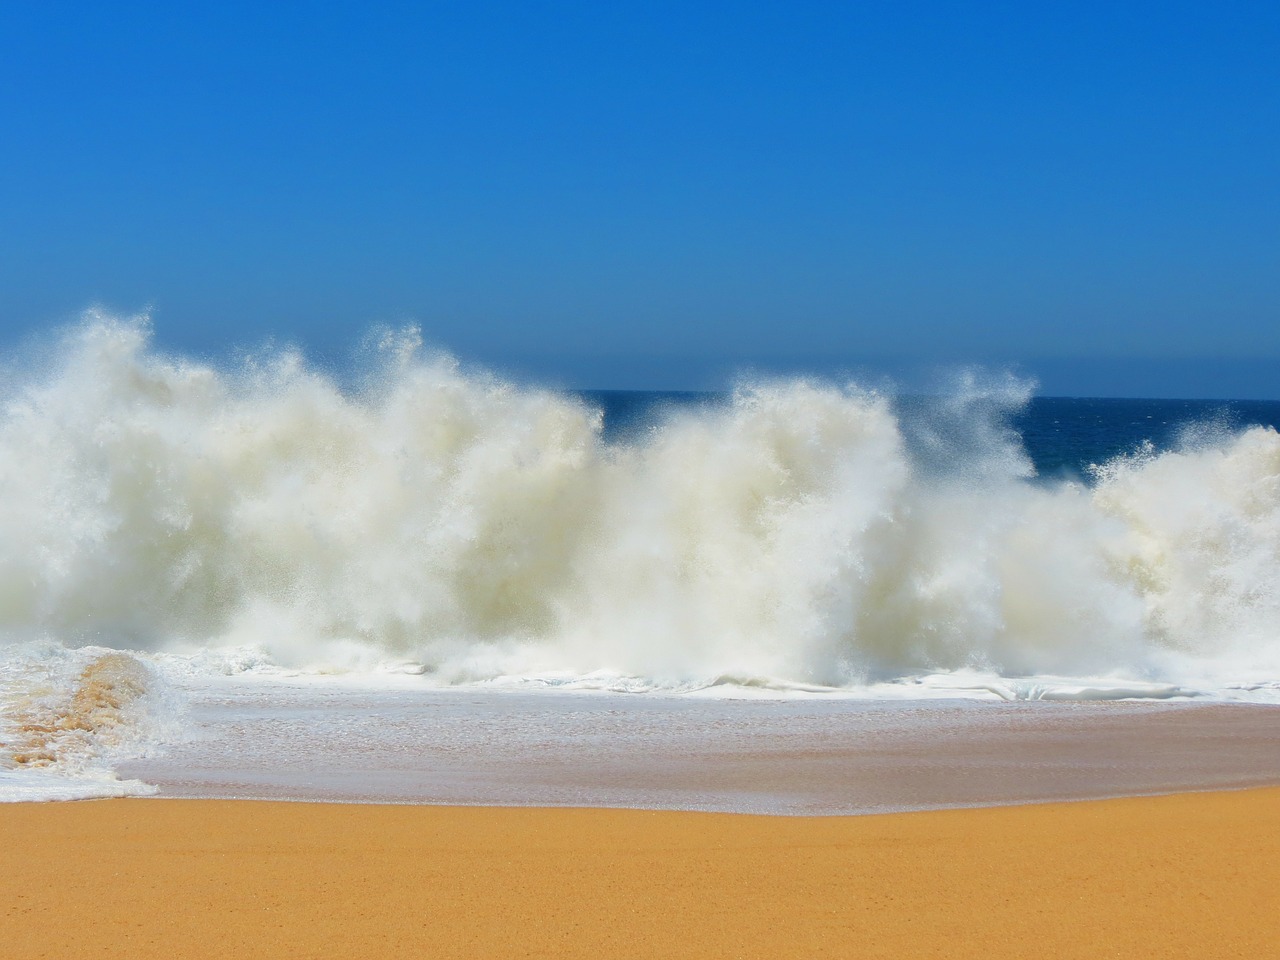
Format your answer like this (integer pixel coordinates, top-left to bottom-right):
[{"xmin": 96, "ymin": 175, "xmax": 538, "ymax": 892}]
[{"xmin": 1, "ymin": 311, "xmax": 1278, "ymax": 700}]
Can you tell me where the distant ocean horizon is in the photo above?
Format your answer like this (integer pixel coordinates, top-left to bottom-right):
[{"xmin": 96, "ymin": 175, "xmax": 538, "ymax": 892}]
[{"xmin": 582, "ymin": 389, "xmax": 1280, "ymax": 477}]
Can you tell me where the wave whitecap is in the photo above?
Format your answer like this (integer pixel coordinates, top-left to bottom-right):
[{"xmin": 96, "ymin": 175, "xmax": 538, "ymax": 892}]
[{"xmin": 0, "ymin": 313, "xmax": 1277, "ymax": 695}]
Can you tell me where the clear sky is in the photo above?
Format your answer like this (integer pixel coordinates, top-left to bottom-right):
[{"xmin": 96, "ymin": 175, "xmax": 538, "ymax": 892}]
[{"xmin": 2, "ymin": 1, "xmax": 1277, "ymax": 396}]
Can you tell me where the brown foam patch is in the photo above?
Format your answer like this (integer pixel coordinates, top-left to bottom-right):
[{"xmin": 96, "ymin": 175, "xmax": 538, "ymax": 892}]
[{"xmin": 3, "ymin": 652, "xmax": 150, "ymax": 767}]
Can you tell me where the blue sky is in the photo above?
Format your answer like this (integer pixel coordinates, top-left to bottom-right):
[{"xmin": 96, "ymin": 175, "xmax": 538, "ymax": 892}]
[{"xmin": 2, "ymin": 1, "xmax": 1277, "ymax": 396}]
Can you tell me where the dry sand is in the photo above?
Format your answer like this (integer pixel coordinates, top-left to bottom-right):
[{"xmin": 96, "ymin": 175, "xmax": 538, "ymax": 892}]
[{"xmin": 3, "ymin": 789, "xmax": 1278, "ymax": 959}]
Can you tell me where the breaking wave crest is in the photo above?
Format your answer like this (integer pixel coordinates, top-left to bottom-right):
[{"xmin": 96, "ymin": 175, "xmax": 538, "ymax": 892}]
[{"xmin": 1, "ymin": 313, "xmax": 1278, "ymax": 694}]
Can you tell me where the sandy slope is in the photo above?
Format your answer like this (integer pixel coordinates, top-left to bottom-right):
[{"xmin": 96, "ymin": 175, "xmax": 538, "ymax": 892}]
[{"xmin": 2, "ymin": 789, "xmax": 1277, "ymax": 959}]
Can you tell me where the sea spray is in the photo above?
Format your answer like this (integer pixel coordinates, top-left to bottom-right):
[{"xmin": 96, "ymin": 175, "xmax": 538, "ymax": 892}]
[{"xmin": 0, "ymin": 312, "xmax": 1277, "ymax": 691}]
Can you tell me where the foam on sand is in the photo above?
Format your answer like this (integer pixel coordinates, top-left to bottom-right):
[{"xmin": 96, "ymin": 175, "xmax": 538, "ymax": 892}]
[{"xmin": 0, "ymin": 649, "xmax": 167, "ymax": 800}]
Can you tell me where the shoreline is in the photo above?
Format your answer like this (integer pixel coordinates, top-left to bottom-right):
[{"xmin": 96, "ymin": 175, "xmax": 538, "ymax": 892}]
[
  {"xmin": 4, "ymin": 787, "xmax": 1277, "ymax": 959},
  {"xmin": 118, "ymin": 694, "xmax": 1280, "ymax": 814},
  {"xmin": 120, "ymin": 774, "xmax": 1280, "ymax": 812}
]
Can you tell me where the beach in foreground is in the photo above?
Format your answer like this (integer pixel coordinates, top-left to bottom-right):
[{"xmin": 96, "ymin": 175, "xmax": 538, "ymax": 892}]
[{"xmin": 4, "ymin": 788, "xmax": 1277, "ymax": 959}]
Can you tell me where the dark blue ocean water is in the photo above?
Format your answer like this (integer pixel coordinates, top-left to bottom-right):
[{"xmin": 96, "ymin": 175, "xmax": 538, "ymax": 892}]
[
  {"xmin": 579, "ymin": 391, "xmax": 1280, "ymax": 480},
  {"xmin": 1010, "ymin": 398, "xmax": 1280, "ymax": 477}
]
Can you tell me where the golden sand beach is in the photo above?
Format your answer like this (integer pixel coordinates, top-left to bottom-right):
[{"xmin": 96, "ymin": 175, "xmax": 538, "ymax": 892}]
[{"xmin": 3, "ymin": 788, "xmax": 1277, "ymax": 959}]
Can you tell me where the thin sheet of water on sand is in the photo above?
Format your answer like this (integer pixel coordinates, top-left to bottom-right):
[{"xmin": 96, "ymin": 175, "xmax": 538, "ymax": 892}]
[{"xmin": 118, "ymin": 679, "xmax": 1280, "ymax": 814}]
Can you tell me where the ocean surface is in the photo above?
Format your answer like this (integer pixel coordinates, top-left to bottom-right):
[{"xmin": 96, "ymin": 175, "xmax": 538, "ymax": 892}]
[{"xmin": 2, "ymin": 316, "xmax": 1279, "ymax": 806}]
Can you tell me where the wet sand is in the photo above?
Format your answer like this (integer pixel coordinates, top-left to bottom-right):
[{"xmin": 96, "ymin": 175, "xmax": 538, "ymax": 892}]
[
  {"xmin": 119, "ymin": 693, "xmax": 1280, "ymax": 813},
  {"xmin": 3, "ymin": 788, "xmax": 1277, "ymax": 959}
]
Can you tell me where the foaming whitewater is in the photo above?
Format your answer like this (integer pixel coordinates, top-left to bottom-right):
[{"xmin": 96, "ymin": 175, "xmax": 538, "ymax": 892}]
[
  {"xmin": 0, "ymin": 644, "xmax": 173, "ymax": 799},
  {"xmin": 1, "ymin": 313, "xmax": 1278, "ymax": 697}
]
